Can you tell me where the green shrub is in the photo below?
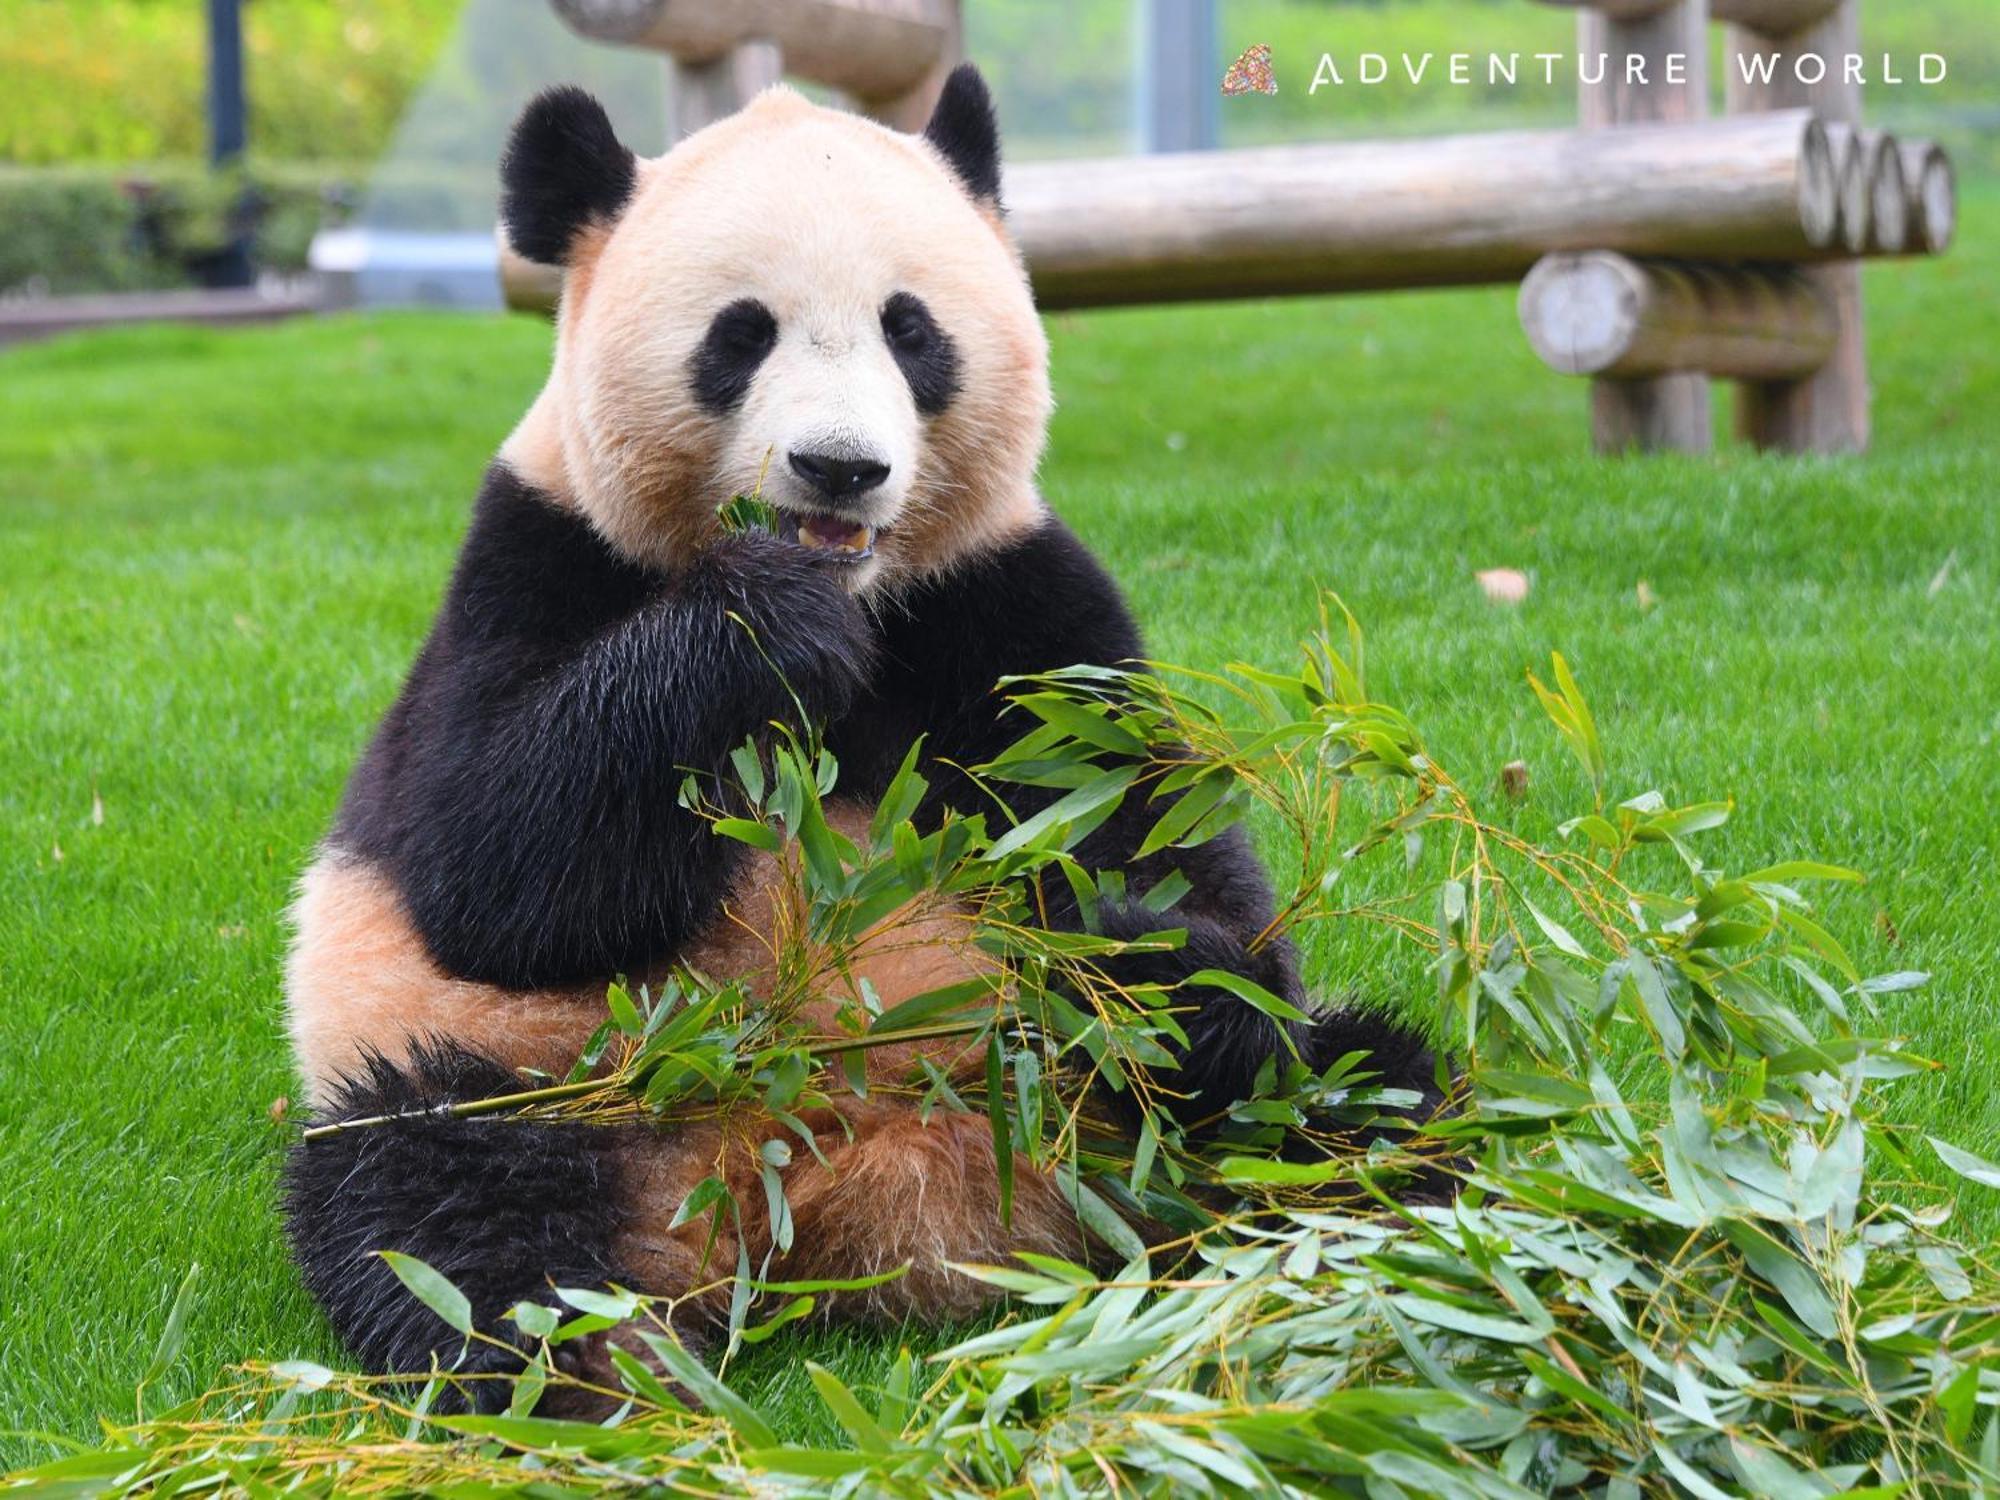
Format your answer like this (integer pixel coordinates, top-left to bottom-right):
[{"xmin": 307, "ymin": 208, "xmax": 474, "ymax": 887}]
[
  {"xmin": 0, "ymin": 161, "xmax": 361, "ymax": 294},
  {"xmin": 0, "ymin": 0, "xmax": 461, "ymax": 166}
]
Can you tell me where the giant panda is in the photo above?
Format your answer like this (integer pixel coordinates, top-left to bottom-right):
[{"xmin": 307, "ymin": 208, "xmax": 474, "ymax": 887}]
[{"xmin": 283, "ymin": 65, "xmax": 1436, "ymax": 1409}]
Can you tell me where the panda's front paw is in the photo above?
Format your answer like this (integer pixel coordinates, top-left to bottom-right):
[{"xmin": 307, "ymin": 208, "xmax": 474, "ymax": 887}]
[{"xmin": 691, "ymin": 529, "xmax": 876, "ymax": 721}]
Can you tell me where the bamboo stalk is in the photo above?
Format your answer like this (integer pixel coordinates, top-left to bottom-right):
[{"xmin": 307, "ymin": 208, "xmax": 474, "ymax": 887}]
[{"xmin": 297, "ymin": 1019, "xmax": 991, "ymax": 1141}]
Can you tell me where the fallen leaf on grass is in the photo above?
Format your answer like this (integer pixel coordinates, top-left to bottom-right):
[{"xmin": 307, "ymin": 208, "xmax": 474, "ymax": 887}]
[
  {"xmin": 1929, "ymin": 551, "xmax": 1957, "ymax": 597},
  {"xmin": 1636, "ymin": 580, "xmax": 1658, "ymax": 612},
  {"xmin": 1476, "ymin": 568, "xmax": 1531, "ymax": 605}
]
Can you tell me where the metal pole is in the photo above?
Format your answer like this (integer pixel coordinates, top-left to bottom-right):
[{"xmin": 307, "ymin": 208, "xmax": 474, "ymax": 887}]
[
  {"xmin": 206, "ymin": 0, "xmax": 253, "ymax": 286},
  {"xmin": 1143, "ymin": 0, "xmax": 1216, "ymax": 153}
]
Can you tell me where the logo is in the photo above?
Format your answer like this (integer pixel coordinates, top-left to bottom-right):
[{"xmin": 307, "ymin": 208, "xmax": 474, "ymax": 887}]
[{"xmin": 1221, "ymin": 43, "xmax": 1277, "ymax": 97}]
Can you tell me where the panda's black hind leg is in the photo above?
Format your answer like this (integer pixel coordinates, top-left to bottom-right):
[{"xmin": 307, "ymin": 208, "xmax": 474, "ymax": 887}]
[
  {"xmin": 283, "ymin": 1041, "xmax": 634, "ymax": 1414},
  {"xmin": 1092, "ymin": 902, "xmax": 1442, "ymax": 1129}
]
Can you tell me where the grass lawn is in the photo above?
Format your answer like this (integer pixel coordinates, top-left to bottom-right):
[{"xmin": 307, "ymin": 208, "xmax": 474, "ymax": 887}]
[{"xmin": 2, "ymin": 187, "xmax": 1995, "ymax": 1459}]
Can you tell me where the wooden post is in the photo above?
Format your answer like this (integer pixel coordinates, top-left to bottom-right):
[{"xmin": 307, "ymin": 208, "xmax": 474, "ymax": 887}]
[
  {"xmin": 1520, "ymin": 252, "xmax": 1837, "ymax": 380},
  {"xmin": 1144, "ymin": 0, "xmax": 1218, "ymax": 153},
  {"xmin": 852, "ymin": 2, "xmax": 961, "ymax": 133},
  {"xmin": 671, "ymin": 38, "xmax": 783, "ymax": 140},
  {"xmin": 1725, "ymin": 0, "xmax": 1868, "ymax": 452},
  {"xmin": 1576, "ymin": 0, "xmax": 1712, "ymax": 453}
]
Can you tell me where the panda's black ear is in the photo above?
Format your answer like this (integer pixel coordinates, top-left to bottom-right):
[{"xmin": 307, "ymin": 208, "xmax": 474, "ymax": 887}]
[
  {"xmin": 922, "ymin": 63, "xmax": 1003, "ymax": 206},
  {"xmin": 500, "ymin": 86, "xmax": 637, "ymax": 266}
]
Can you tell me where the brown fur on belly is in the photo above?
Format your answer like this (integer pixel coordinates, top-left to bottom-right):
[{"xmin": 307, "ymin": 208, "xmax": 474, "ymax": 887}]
[
  {"xmin": 286, "ymin": 802, "xmax": 994, "ymax": 1105},
  {"xmin": 287, "ymin": 801, "xmax": 1105, "ymax": 1324}
]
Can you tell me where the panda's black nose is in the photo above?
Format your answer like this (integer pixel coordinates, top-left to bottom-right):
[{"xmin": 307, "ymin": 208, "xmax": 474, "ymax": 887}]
[{"xmin": 788, "ymin": 449, "xmax": 890, "ymax": 502}]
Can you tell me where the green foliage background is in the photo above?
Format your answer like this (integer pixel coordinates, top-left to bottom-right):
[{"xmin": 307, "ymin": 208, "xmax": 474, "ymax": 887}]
[
  {"xmin": 4, "ymin": 0, "xmax": 1994, "ymax": 166},
  {"xmin": 0, "ymin": 0, "xmax": 461, "ymax": 165}
]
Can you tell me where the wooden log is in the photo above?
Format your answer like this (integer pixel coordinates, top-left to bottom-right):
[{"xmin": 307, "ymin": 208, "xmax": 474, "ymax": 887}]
[
  {"xmin": 499, "ymin": 235, "xmax": 557, "ymax": 314},
  {"xmin": 1538, "ymin": 0, "xmax": 1839, "ymax": 25},
  {"xmin": 1899, "ymin": 139, "xmax": 1956, "ymax": 256},
  {"xmin": 1726, "ymin": 0, "xmax": 1867, "ymax": 453},
  {"xmin": 1709, "ymin": 0, "xmax": 1840, "ymax": 30},
  {"xmin": 1833, "ymin": 127, "xmax": 1907, "ymax": 255},
  {"xmin": 550, "ymin": 0, "xmax": 953, "ymax": 108},
  {"xmin": 1577, "ymin": 0, "xmax": 1711, "ymax": 451},
  {"xmin": 854, "ymin": 0, "xmax": 961, "ymax": 133},
  {"xmin": 1520, "ymin": 252, "xmax": 1836, "ymax": 379},
  {"xmin": 1005, "ymin": 112, "xmax": 1837, "ymax": 309},
  {"xmin": 502, "ymin": 113, "xmax": 1840, "ymax": 315},
  {"xmin": 1534, "ymin": 0, "xmax": 1677, "ymax": 21}
]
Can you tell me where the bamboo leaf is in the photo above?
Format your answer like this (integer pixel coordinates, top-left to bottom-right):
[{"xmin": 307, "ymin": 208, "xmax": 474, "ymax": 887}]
[{"xmin": 376, "ymin": 1252, "xmax": 472, "ymax": 1336}]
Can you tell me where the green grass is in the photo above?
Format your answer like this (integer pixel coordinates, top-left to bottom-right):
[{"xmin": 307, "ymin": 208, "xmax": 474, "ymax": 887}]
[{"xmin": 2, "ymin": 185, "xmax": 1995, "ymax": 1461}]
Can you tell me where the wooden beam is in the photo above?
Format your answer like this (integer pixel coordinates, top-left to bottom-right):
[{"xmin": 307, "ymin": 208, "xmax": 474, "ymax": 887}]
[
  {"xmin": 1536, "ymin": 0, "xmax": 1839, "ymax": 24},
  {"xmin": 502, "ymin": 113, "xmax": 1840, "ymax": 315},
  {"xmin": 1709, "ymin": 0, "xmax": 1841, "ymax": 32},
  {"xmin": 852, "ymin": 0, "xmax": 960, "ymax": 133},
  {"xmin": 1535, "ymin": 0, "xmax": 1678, "ymax": 19},
  {"xmin": 1577, "ymin": 0, "xmax": 1712, "ymax": 452},
  {"xmin": 1725, "ymin": 0, "xmax": 1867, "ymax": 453},
  {"xmin": 1520, "ymin": 252, "xmax": 1836, "ymax": 379},
  {"xmin": 670, "ymin": 39, "xmax": 783, "ymax": 140},
  {"xmin": 1005, "ymin": 112, "xmax": 1837, "ymax": 309},
  {"xmin": 1899, "ymin": 139, "xmax": 1957, "ymax": 256},
  {"xmin": 551, "ymin": 0, "xmax": 954, "ymax": 107},
  {"xmin": 1835, "ymin": 128, "xmax": 1907, "ymax": 255}
]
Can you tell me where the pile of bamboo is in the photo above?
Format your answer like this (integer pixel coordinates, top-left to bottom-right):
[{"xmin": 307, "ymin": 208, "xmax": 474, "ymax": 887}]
[{"xmin": 521, "ymin": 0, "xmax": 1956, "ymax": 457}]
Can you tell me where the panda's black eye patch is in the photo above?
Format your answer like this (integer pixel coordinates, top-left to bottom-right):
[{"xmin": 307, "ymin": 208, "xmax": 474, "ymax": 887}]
[
  {"xmin": 690, "ymin": 298, "xmax": 778, "ymax": 414},
  {"xmin": 881, "ymin": 292, "xmax": 960, "ymax": 417}
]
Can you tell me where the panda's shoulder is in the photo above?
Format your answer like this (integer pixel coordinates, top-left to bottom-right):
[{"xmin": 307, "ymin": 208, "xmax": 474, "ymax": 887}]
[
  {"xmin": 441, "ymin": 463, "xmax": 656, "ymax": 646},
  {"xmin": 881, "ymin": 513, "xmax": 1145, "ymax": 674}
]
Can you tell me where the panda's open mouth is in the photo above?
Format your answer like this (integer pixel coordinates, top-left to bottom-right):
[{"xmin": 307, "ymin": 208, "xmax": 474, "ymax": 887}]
[{"xmin": 776, "ymin": 510, "xmax": 877, "ymax": 561}]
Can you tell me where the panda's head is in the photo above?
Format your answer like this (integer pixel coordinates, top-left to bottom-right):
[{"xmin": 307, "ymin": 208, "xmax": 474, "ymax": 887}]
[{"xmin": 498, "ymin": 65, "xmax": 1049, "ymax": 593}]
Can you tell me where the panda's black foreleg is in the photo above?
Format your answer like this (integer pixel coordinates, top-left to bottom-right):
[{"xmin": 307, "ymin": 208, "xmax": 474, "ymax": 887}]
[
  {"xmin": 1090, "ymin": 902, "xmax": 1439, "ymax": 1132},
  {"xmin": 283, "ymin": 1042, "xmax": 654, "ymax": 1414}
]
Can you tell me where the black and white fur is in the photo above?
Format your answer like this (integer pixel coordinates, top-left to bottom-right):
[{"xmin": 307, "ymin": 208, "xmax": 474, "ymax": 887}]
[{"xmin": 283, "ymin": 68, "xmax": 1436, "ymax": 1408}]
